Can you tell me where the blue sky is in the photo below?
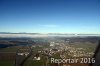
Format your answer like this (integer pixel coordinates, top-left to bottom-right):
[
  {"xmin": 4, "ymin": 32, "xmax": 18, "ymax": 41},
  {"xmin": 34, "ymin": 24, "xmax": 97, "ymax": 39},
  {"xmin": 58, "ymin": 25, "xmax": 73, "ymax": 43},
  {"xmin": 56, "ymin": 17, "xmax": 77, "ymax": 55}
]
[{"xmin": 0, "ymin": 0, "xmax": 100, "ymax": 34}]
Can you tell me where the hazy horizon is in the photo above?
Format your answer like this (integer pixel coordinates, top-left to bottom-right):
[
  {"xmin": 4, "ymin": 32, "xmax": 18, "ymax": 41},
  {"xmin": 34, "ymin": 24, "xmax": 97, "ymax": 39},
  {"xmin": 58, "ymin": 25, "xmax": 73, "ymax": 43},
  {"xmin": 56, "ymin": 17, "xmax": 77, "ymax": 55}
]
[{"xmin": 0, "ymin": 32, "xmax": 100, "ymax": 34}]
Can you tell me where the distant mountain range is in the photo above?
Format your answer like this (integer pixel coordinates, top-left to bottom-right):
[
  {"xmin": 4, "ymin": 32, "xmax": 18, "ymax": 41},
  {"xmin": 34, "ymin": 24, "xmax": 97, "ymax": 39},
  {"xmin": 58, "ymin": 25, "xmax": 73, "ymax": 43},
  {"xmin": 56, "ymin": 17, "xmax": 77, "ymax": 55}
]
[
  {"xmin": 0, "ymin": 32, "xmax": 100, "ymax": 35},
  {"xmin": 0, "ymin": 32, "xmax": 41, "ymax": 34}
]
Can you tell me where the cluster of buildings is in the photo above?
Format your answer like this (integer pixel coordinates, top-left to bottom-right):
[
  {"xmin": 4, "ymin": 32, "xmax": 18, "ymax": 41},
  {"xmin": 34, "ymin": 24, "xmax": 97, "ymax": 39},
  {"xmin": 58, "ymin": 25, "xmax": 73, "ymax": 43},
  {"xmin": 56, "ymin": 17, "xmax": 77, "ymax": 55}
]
[
  {"xmin": 66, "ymin": 46, "xmax": 94, "ymax": 57},
  {"xmin": 28, "ymin": 40, "xmax": 94, "ymax": 65},
  {"xmin": 44, "ymin": 41, "xmax": 94, "ymax": 58},
  {"xmin": 17, "ymin": 52, "xmax": 29, "ymax": 56}
]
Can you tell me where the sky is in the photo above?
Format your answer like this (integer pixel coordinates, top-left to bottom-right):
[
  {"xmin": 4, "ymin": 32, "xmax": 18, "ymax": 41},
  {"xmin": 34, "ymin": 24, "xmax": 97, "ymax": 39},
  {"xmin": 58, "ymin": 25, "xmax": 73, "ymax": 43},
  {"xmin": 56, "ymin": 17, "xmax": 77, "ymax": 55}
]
[{"xmin": 0, "ymin": 0, "xmax": 100, "ymax": 34}]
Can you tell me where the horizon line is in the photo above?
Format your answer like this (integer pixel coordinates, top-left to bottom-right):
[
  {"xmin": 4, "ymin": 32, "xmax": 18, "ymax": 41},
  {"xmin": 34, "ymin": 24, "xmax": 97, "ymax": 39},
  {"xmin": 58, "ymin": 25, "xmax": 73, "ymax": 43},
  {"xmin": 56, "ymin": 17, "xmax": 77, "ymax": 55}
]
[{"xmin": 0, "ymin": 32, "xmax": 100, "ymax": 35}]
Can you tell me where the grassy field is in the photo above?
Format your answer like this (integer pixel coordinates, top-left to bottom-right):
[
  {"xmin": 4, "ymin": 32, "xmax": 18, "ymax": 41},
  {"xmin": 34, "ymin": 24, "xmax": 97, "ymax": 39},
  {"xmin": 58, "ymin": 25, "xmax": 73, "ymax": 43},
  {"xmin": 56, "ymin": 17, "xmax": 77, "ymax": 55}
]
[
  {"xmin": 0, "ymin": 61, "xmax": 15, "ymax": 66},
  {"xmin": 0, "ymin": 46, "xmax": 20, "ymax": 52}
]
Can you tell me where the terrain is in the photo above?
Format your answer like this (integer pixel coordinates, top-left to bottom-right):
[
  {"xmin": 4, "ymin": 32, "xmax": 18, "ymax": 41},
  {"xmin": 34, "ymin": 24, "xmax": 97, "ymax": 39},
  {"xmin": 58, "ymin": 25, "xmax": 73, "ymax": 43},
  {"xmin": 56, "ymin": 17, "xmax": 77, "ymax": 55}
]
[{"xmin": 0, "ymin": 35, "xmax": 100, "ymax": 66}]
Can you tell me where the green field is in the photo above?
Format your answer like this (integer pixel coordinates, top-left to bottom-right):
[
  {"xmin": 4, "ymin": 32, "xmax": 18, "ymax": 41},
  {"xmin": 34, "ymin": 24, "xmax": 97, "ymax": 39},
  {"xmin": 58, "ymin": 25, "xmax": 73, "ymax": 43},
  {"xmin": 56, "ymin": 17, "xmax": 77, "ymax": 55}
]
[{"xmin": 0, "ymin": 61, "xmax": 14, "ymax": 66}]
